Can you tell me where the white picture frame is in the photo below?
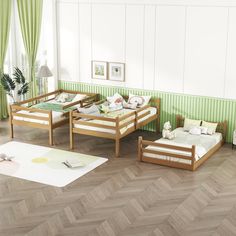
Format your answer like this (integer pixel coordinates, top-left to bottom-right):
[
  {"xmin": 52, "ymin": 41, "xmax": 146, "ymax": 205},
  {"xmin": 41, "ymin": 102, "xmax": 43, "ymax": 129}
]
[
  {"xmin": 92, "ymin": 61, "xmax": 108, "ymax": 80},
  {"xmin": 108, "ymin": 62, "xmax": 125, "ymax": 82}
]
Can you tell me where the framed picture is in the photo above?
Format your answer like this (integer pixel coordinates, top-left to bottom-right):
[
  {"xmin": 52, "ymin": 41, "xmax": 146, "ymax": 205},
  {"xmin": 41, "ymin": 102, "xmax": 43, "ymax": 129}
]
[
  {"xmin": 92, "ymin": 61, "xmax": 107, "ymax": 80},
  {"xmin": 108, "ymin": 62, "xmax": 125, "ymax": 82}
]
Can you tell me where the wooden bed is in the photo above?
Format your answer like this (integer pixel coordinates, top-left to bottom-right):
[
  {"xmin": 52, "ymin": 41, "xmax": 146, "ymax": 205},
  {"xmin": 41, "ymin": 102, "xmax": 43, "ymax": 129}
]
[
  {"xmin": 9, "ymin": 89, "xmax": 98, "ymax": 145},
  {"xmin": 138, "ymin": 115, "xmax": 227, "ymax": 171},
  {"xmin": 70, "ymin": 97, "xmax": 160, "ymax": 157}
]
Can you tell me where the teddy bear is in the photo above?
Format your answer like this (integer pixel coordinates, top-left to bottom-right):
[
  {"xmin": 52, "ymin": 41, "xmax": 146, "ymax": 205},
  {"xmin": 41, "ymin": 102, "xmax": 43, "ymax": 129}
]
[{"xmin": 162, "ymin": 121, "xmax": 176, "ymax": 140}]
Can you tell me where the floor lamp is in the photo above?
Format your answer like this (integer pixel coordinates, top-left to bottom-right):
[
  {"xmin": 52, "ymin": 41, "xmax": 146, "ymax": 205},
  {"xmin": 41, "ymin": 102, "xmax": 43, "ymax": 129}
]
[{"xmin": 37, "ymin": 65, "xmax": 53, "ymax": 95}]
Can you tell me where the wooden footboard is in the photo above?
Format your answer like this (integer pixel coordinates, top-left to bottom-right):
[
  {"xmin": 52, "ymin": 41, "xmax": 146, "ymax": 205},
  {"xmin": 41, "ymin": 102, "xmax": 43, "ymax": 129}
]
[
  {"xmin": 70, "ymin": 109, "xmax": 136, "ymax": 157},
  {"xmin": 138, "ymin": 136, "xmax": 196, "ymax": 170}
]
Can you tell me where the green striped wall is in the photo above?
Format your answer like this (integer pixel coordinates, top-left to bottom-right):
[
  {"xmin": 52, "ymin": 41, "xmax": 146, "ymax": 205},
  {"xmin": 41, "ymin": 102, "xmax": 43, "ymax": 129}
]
[{"xmin": 59, "ymin": 80, "xmax": 236, "ymax": 143}]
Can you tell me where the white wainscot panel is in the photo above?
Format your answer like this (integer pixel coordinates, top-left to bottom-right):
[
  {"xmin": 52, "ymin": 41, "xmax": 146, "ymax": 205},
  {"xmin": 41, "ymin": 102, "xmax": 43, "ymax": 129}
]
[
  {"xmin": 143, "ymin": 5, "xmax": 156, "ymax": 90},
  {"xmin": 79, "ymin": 3, "xmax": 92, "ymax": 83},
  {"xmin": 184, "ymin": 7, "xmax": 228, "ymax": 98},
  {"xmin": 155, "ymin": 6, "xmax": 185, "ymax": 93},
  {"xmin": 225, "ymin": 8, "xmax": 236, "ymax": 100},
  {"xmin": 126, "ymin": 5, "xmax": 144, "ymax": 89},
  {"xmin": 58, "ymin": 2, "xmax": 79, "ymax": 81},
  {"xmin": 92, "ymin": 4, "xmax": 125, "ymax": 62}
]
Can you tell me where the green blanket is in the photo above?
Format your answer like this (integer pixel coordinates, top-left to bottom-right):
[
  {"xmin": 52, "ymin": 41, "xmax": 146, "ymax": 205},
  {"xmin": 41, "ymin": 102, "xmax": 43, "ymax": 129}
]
[{"xmin": 32, "ymin": 102, "xmax": 76, "ymax": 113}]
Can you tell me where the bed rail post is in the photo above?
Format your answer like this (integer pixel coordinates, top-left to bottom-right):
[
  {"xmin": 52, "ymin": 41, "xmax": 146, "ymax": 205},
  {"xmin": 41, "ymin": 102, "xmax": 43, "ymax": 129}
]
[
  {"xmin": 9, "ymin": 105, "xmax": 14, "ymax": 139},
  {"xmin": 70, "ymin": 111, "xmax": 74, "ymax": 150},
  {"xmin": 156, "ymin": 98, "xmax": 160, "ymax": 133},
  {"xmin": 138, "ymin": 136, "xmax": 143, "ymax": 161},
  {"xmin": 49, "ymin": 111, "xmax": 53, "ymax": 146},
  {"xmin": 115, "ymin": 117, "xmax": 120, "ymax": 158},
  {"xmin": 191, "ymin": 145, "xmax": 196, "ymax": 171}
]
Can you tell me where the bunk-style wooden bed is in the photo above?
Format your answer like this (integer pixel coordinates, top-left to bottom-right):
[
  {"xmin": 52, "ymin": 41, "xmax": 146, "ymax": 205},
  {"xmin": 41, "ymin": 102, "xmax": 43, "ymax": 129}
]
[
  {"xmin": 138, "ymin": 115, "xmax": 227, "ymax": 171},
  {"xmin": 70, "ymin": 97, "xmax": 160, "ymax": 157},
  {"xmin": 9, "ymin": 89, "xmax": 98, "ymax": 145}
]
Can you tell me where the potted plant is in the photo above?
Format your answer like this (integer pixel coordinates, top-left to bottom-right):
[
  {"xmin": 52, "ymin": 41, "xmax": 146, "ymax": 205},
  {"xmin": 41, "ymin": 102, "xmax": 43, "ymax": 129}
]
[{"xmin": 0, "ymin": 67, "xmax": 29, "ymax": 104}]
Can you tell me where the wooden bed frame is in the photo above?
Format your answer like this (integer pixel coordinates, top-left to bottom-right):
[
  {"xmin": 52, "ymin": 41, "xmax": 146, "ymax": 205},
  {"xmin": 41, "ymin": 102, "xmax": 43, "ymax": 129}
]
[
  {"xmin": 9, "ymin": 89, "xmax": 99, "ymax": 145},
  {"xmin": 70, "ymin": 97, "xmax": 160, "ymax": 157},
  {"xmin": 138, "ymin": 115, "xmax": 227, "ymax": 171}
]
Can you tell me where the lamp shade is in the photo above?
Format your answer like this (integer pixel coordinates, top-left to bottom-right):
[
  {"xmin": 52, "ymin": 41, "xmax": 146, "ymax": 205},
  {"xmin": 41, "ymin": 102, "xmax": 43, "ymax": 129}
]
[{"xmin": 37, "ymin": 65, "xmax": 53, "ymax": 78}]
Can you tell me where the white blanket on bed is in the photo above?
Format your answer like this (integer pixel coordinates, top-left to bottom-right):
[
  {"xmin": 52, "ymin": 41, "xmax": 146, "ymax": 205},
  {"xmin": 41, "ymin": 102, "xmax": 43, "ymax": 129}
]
[{"xmin": 145, "ymin": 128, "xmax": 222, "ymax": 164}]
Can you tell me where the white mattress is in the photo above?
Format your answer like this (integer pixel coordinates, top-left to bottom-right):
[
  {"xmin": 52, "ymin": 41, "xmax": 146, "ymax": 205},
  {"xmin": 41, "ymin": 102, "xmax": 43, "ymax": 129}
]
[
  {"xmin": 144, "ymin": 127, "xmax": 222, "ymax": 165},
  {"xmin": 74, "ymin": 107, "xmax": 157, "ymax": 135}
]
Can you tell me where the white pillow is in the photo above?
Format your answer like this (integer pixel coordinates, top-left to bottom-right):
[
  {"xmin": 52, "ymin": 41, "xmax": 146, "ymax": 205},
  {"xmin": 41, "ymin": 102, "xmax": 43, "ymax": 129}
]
[
  {"xmin": 107, "ymin": 93, "xmax": 123, "ymax": 104},
  {"xmin": 72, "ymin": 94, "xmax": 87, "ymax": 103},
  {"xmin": 55, "ymin": 93, "xmax": 75, "ymax": 103},
  {"xmin": 189, "ymin": 127, "xmax": 201, "ymax": 135},
  {"xmin": 78, "ymin": 105, "xmax": 100, "ymax": 119},
  {"xmin": 200, "ymin": 126, "xmax": 208, "ymax": 135},
  {"xmin": 128, "ymin": 94, "xmax": 151, "ymax": 107},
  {"xmin": 183, "ymin": 118, "xmax": 201, "ymax": 131},
  {"xmin": 201, "ymin": 121, "xmax": 218, "ymax": 134}
]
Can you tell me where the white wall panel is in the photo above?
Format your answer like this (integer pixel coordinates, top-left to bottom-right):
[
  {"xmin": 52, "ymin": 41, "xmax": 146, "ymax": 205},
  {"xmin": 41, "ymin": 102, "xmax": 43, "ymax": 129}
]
[
  {"xmin": 92, "ymin": 4, "xmax": 125, "ymax": 62},
  {"xmin": 143, "ymin": 5, "xmax": 156, "ymax": 90},
  {"xmin": 58, "ymin": 2, "xmax": 79, "ymax": 81},
  {"xmin": 126, "ymin": 5, "xmax": 144, "ymax": 88},
  {"xmin": 225, "ymin": 8, "xmax": 236, "ymax": 100},
  {"xmin": 184, "ymin": 7, "xmax": 228, "ymax": 97},
  {"xmin": 155, "ymin": 6, "xmax": 185, "ymax": 93},
  {"xmin": 79, "ymin": 4, "xmax": 92, "ymax": 83}
]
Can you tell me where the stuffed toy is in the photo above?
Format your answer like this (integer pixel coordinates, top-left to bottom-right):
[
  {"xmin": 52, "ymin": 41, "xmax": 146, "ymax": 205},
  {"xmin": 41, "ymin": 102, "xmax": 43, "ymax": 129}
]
[{"xmin": 162, "ymin": 121, "xmax": 176, "ymax": 140}]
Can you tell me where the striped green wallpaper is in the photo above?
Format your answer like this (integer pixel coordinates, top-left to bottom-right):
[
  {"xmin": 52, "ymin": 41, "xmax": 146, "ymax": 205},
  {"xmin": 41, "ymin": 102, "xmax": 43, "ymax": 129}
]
[{"xmin": 59, "ymin": 80, "xmax": 236, "ymax": 143}]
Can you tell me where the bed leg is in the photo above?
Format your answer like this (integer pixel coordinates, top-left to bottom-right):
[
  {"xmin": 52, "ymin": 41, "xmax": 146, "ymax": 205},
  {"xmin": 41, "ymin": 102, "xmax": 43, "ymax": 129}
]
[
  {"xmin": 49, "ymin": 129, "xmax": 53, "ymax": 146},
  {"xmin": 69, "ymin": 111, "xmax": 74, "ymax": 149},
  {"xmin": 115, "ymin": 139, "xmax": 120, "ymax": 158},
  {"xmin": 70, "ymin": 131, "xmax": 74, "ymax": 150},
  {"xmin": 138, "ymin": 136, "xmax": 143, "ymax": 161},
  {"xmin": 9, "ymin": 106, "xmax": 14, "ymax": 139},
  {"xmin": 156, "ymin": 117, "xmax": 159, "ymax": 134},
  {"xmin": 10, "ymin": 123, "xmax": 14, "ymax": 139}
]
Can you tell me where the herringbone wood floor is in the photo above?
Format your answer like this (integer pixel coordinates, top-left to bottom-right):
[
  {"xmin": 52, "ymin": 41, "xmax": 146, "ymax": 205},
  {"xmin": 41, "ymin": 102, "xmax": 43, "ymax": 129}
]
[{"xmin": 0, "ymin": 120, "xmax": 236, "ymax": 236}]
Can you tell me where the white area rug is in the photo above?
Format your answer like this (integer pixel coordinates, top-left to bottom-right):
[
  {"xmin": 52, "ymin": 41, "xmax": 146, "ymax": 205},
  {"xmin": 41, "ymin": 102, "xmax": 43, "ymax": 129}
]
[{"xmin": 0, "ymin": 141, "xmax": 108, "ymax": 187}]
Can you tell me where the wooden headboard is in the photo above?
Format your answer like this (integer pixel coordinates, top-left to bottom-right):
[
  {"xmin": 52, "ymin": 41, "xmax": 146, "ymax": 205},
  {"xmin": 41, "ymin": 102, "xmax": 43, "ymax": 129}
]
[{"xmin": 176, "ymin": 115, "xmax": 227, "ymax": 141}]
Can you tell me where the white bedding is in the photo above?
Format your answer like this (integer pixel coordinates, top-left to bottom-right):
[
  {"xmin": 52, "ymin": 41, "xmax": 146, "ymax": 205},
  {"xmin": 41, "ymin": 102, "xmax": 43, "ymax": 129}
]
[
  {"xmin": 144, "ymin": 127, "xmax": 222, "ymax": 165},
  {"xmin": 74, "ymin": 107, "xmax": 157, "ymax": 135}
]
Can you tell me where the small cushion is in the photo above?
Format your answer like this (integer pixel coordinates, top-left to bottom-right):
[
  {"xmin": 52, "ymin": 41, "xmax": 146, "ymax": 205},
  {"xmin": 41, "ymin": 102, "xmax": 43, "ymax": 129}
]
[
  {"xmin": 78, "ymin": 105, "xmax": 100, "ymax": 120},
  {"xmin": 128, "ymin": 94, "xmax": 151, "ymax": 107},
  {"xmin": 184, "ymin": 118, "xmax": 201, "ymax": 131},
  {"xmin": 72, "ymin": 94, "xmax": 87, "ymax": 103},
  {"xmin": 200, "ymin": 126, "xmax": 208, "ymax": 135},
  {"xmin": 189, "ymin": 127, "xmax": 201, "ymax": 135},
  {"xmin": 202, "ymin": 121, "xmax": 218, "ymax": 134},
  {"xmin": 55, "ymin": 92, "xmax": 75, "ymax": 103},
  {"xmin": 107, "ymin": 93, "xmax": 124, "ymax": 104}
]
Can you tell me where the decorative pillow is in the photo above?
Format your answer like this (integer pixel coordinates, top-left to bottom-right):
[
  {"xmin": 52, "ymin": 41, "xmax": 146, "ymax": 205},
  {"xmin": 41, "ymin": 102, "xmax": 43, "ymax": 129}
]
[
  {"xmin": 107, "ymin": 93, "xmax": 124, "ymax": 104},
  {"xmin": 72, "ymin": 94, "xmax": 87, "ymax": 103},
  {"xmin": 128, "ymin": 94, "xmax": 151, "ymax": 107},
  {"xmin": 55, "ymin": 93, "xmax": 75, "ymax": 103},
  {"xmin": 183, "ymin": 118, "xmax": 201, "ymax": 131},
  {"xmin": 201, "ymin": 121, "xmax": 218, "ymax": 134},
  {"xmin": 189, "ymin": 127, "xmax": 202, "ymax": 135},
  {"xmin": 123, "ymin": 100, "xmax": 137, "ymax": 109},
  {"xmin": 200, "ymin": 126, "xmax": 208, "ymax": 135},
  {"xmin": 78, "ymin": 105, "xmax": 100, "ymax": 118}
]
